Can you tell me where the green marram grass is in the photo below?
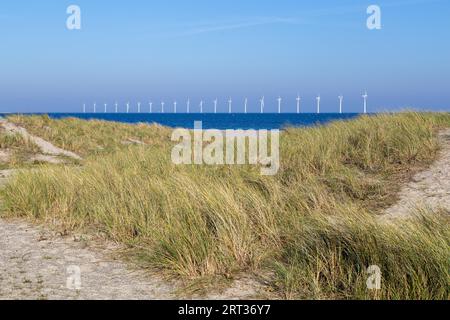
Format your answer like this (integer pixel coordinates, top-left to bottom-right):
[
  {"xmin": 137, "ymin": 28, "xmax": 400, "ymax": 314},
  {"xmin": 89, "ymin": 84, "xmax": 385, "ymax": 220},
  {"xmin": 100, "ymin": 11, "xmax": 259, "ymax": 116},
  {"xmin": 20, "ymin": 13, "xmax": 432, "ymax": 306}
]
[{"xmin": 2, "ymin": 112, "xmax": 450, "ymax": 299}]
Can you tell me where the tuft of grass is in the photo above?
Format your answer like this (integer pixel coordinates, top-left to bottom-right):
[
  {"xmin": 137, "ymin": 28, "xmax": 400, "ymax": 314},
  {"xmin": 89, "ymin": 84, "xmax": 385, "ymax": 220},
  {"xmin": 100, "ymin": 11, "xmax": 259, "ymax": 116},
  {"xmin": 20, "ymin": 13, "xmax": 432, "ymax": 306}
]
[
  {"xmin": 0, "ymin": 130, "xmax": 39, "ymax": 152},
  {"xmin": 1, "ymin": 112, "xmax": 449, "ymax": 299},
  {"xmin": 0, "ymin": 129, "xmax": 40, "ymax": 168},
  {"xmin": 273, "ymin": 207, "xmax": 450, "ymax": 299}
]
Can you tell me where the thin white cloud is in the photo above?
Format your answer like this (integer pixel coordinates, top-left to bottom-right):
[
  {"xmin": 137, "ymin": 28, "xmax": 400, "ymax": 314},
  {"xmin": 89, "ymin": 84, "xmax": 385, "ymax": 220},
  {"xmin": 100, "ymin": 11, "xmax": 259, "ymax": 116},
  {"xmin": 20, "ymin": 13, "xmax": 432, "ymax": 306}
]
[
  {"xmin": 381, "ymin": 0, "xmax": 445, "ymax": 7},
  {"xmin": 152, "ymin": 0, "xmax": 445, "ymax": 39},
  {"xmin": 170, "ymin": 17, "xmax": 303, "ymax": 37}
]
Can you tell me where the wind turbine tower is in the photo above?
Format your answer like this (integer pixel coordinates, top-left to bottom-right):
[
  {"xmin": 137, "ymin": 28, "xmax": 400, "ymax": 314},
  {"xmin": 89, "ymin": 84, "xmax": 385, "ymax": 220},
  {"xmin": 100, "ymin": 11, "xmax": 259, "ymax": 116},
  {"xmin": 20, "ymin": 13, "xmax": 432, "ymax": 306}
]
[
  {"xmin": 83, "ymin": 103, "xmax": 86, "ymax": 113},
  {"xmin": 137, "ymin": 102, "xmax": 141, "ymax": 113},
  {"xmin": 338, "ymin": 95, "xmax": 343, "ymax": 114},
  {"xmin": 104, "ymin": 103, "xmax": 107, "ymax": 113},
  {"xmin": 260, "ymin": 96, "xmax": 265, "ymax": 114},
  {"xmin": 316, "ymin": 95, "xmax": 321, "ymax": 114},
  {"xmin": 149, "ymin": 102, "xmax": 153, "ymax": 113},
  {"xmin": 126, "ymin": 102, "xmax": 130, "ymax": 114},
  {"xmin": 161, "ymin": 102, "xmax": 165, "ymax": 113},
  {"xmin": 277, "ymin": 96, "xmax": 282, "ymax": 114},
  {"xmin": 187, "ymin": 99, "xmax": 190, "ymax": 114},
  {"xmin": 244, "ymin": 98, "xmax": 248, "ymax": 114},
  {"xmin": 174, "ymin": 101, "xmax": 177, "ymax": 114},
  {"xmin": 214, "ymin": 99, "xmax": 218, "ymax": 114},
  {"xmin": 296, "ymin": 95, "xmax": 301, "ymax": 114},
  {"xmin": 362, "ymin": 91, "xmax": 368, "ymax": 114},
  {"xmin": 228, "ymin": 97, "xmax": 232, "ymax": 114},
  {"xmin": 115, "ymin": 102, "xmax": 118, "ymax": 113},
  {"xmin": 93, "ymin": 102, "xmax": 97, "ymax": 113},
  {"xmin": 200, "ymin": 100, "xmax": 203, "ymax": 114}
]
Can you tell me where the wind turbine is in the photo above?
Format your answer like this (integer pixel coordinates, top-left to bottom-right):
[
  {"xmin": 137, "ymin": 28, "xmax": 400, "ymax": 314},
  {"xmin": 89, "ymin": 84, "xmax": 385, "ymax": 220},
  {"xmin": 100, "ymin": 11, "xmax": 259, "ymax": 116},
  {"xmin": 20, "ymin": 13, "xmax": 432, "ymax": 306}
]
[
  {"xmin": 126, "ymin": 102, "xmax": 130, "ymax": 114},
  {"xmin": 213, "ymin": 98, "xmax": 218, "ymax": 114},
  {"xmin": 316, "ymin": 95, "xmax": 321, "ymax": 114},
  {"xmin": 174, "ymin": 101, "xmax": 177, "ymax": 113},
  {"xmin": 228, "ymin": 97, "xmax": 232, "ymax": 114},
  {"xmin": 104, "ymin": 103, "xmax": 107, "ymax": 113},
  {"xmin": 277, "ymin": 96, "xmax": 282, "ymax": 114},
  {"xmin": 187, "ymin": 99, "xmax": 190, "ymax": 114},
  {"xmin": 93, "ymin": 102, "xmax": 97, "ymax": 113},
  {"xmin": 115, "ymin": 102, "xmax": 118, "ymax": 113},
  {"xmin": 149, "ymin": 102, "xmax": 153, "ymax": 113},
  {"xmin": 83, "ymin": 103, "xmax": 86, "ymax": 113},
  {"xmin": 260, "ymin": 96, "xmax": 265, "ymax": 114},
  {"xmin": 200, "ymin": 100, "xmax": 203, "ymax": 114},
  {"xmin": 244, "ymin": 98, "xmax": 248, "ymax": 114},
  {"xmin": 338, "ymin": 95, "xmax": 343, "ymax": 114},
  {"xmin": 362, "ymin": 91, "xmax": 368, "ymax": 114},
  {"xmin": 296, "ymin": 95, "xmax": 301, "ymax": 114},
  {"xmin": 161, "ymin": 101, "xmax": 165, "ymax": 113},
  {"xmin": 137, "ymin": 102, "xmax": 141, "ymax": 113}
]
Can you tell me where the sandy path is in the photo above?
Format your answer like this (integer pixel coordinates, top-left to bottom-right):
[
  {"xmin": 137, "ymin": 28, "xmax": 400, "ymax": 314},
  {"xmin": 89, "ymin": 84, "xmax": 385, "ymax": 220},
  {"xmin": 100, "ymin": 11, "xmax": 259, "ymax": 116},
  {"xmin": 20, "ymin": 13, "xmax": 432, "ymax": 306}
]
[
  {"xmin": 0, "ymin": 218, "xmax": 178, "ymax": 300},
  {"xmin": 383, "ymin": 129, "xmax": 450, "ymax": 219}
]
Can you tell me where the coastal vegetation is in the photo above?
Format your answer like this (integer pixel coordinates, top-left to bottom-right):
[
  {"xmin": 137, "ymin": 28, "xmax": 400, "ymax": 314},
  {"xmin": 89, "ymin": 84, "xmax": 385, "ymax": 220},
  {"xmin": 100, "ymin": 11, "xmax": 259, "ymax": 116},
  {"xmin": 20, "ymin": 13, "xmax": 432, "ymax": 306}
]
[{"xmin": 2, "ymin": 112, "xmax": 449, "ymax": 299}]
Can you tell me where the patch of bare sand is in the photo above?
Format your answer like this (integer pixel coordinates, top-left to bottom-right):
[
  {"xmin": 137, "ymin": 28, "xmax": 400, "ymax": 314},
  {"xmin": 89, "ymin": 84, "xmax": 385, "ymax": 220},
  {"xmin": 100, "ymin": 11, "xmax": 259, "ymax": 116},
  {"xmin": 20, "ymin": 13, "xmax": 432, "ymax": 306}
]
[
  {"xmin": 0, "ymin": 218, "xmax": 177, "ymax": 300},
  {"xmin": 0, "ymin": 150, "xmax": 11, "ymax": 163}
]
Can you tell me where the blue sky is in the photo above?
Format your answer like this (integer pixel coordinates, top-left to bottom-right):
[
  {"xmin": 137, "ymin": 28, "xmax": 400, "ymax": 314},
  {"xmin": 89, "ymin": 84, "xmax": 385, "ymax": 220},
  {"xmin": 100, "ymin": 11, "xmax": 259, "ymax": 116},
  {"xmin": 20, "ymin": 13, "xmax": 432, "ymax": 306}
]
[{"xmin": 0, "ymin": 0, "xmax": 449, "ymax": 113}]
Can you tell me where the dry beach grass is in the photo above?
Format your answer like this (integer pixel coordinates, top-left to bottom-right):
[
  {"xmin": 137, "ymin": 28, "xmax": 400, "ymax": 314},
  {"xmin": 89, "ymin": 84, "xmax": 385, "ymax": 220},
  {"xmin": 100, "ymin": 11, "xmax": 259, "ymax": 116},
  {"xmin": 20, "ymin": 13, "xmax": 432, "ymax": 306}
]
[
  {"xmin": 1, "ymin": 112, "xmax": 450, "ymax": 299},
  {"xmin": 0, "ymin": 128, "xmax": 40, "ymax": 168}
]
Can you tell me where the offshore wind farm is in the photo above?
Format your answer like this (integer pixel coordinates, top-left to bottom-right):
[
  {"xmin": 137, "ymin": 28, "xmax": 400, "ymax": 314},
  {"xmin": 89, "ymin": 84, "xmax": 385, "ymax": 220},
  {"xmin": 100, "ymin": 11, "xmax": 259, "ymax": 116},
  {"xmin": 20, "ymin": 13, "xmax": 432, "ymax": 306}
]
[
  {"xmin": 34, "ymin": 93, "xmax": 369, "ymax": 129},
  {"xmin": 80, "ymin": 93, "xmax": 369, "ymax": 115}
]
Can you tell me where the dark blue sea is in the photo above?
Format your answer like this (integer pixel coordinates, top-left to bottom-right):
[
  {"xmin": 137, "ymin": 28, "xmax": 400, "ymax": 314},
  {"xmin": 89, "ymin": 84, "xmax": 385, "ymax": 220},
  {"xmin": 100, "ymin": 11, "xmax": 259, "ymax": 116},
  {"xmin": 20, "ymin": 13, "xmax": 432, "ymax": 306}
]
[{"xmin": 2, "ymin": 113, "xmax": 363, "ymax": 130}]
